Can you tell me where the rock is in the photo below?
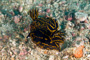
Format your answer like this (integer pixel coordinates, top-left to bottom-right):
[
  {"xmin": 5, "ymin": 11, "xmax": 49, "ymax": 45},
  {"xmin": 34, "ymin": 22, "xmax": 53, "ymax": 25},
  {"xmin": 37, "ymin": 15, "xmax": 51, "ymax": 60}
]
[
  {"xmin": 46, "ymin": 9, "xmax": 51, "ymax": 13},
  {"xmin": 19, "ymin": 6, "xmax": 23, "ymax": 12},
  {"xmin": 62, "ymin": 55, "xmax": 69, "ymax": 59},
  {"xmin": 38, "ymin": 4, "xmax": 43, "ymax": 7},
  {"xmin": 14, "ymin": 16, "xmax": 20, "ymax": 24},
  {"xmin": 75, "ymin": 12, "xmax": 88, "ymax": 22},
  {"xmin": 49, "ymin": 55, "xmax": 54, "ymax": 60},
  {"xmin": 53, "ymin": 2, "xmax": 59, "ymax": 8}
]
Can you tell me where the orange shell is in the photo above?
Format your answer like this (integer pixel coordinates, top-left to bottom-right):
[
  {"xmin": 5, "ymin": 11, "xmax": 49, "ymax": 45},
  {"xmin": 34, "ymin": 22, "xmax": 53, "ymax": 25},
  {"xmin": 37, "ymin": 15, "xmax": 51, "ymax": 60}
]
[
  {"xmin": 44, "ymin": 51, "xmax": 48, "ymax": 54},
  {"xmin": 73, "ymin": 45, "xmax": 84, "ymax": 58}
]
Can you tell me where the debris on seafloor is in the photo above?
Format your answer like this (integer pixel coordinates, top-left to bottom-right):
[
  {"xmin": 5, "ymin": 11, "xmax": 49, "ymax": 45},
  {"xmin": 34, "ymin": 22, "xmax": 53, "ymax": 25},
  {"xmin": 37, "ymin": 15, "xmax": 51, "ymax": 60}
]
[
  {"xmin": 73, "ymin": 42, "xmax": 84, "ymax": 58},
  {"xmin": 75, "ymin": 12, "xmax": 88, "ymax": 22}
]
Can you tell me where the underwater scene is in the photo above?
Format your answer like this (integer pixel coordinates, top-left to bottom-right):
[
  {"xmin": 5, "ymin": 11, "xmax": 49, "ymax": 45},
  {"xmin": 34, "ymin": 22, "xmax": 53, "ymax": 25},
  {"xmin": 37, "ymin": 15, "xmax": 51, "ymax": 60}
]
[{"xmin": 0, "ymin": 0, "xmax": 90, "ymax": 60}]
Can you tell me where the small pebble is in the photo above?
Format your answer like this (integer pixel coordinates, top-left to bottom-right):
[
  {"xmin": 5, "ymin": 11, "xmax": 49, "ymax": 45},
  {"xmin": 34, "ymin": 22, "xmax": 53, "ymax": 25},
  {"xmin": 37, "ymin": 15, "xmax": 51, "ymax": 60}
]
[
  {"xmin": 84, "ymin": 20, "xmax": 88, "ymax": 23},
  {"xmin": 11, "ymin": 57, "xmax": 15, "ymax": 60},
  {"xmin": 85, "ymin": 24, "xmax": 90, "ymax": 29},
  {"xmin": 59, "ymin": 1, "xmax": 66, "ymax": 5},
  {"xmin": 24, "ymin": 28, "xmax": 28, "ymax": 32},
  {"xmin": 19, "ymin": 51, "xmax": 25, "ymax": 56},
  {"xmin": 0, "ymin": 14, "xmax": 4, "ymax": 18},
  {"xmin": 19, "ymin": 6, "xmax": 23, "ymax": 12},
  {"xmin": 49, "ymin": 55, "xmax": 54, "ymax": 60},
  {"xmin": 87, "ymin": 55, "xmax": 90, "ymax": 58},
  {"xmin": 75, "ymin": 12, "xmax": 88, "ymax": 22},
  {"xmin": 46, "ymin": 9, "xmax": 51, "ymax": 13},
  {"xmin": 44, "ymin": 51, "xmax": 48, "ymax": 54},
  {"xmin": 53, "ymin": 2, "xmax": 59, "ymax": 8},
  {"xmin": 87, "ymin": 24, "xmax": 90, "ymax": 29},
  {"xmin": 14, "ymin": 16, "xmax": 20, "ymax": 24},
  {"xmin": 67, "ymin": 17, "xmax": 72, "ymax": 21},
  {"xmin": 72, "ymin": 33, "xmax": 76, "ymax": 36},
  {"xmin": 80, "ymin": 41, "xmax": 84, "ymax": 46},
  {"xmin": 63, "ymin": 55, "xmax": 69, "ymax": 59},
  {"xmin": 81, "ymin": 26, "xmax": 85, "ymax": 30},
  {"xmin": 38, "ymin": 4, "xmax": 43, "ymax": 7},
  {"xmin": 3, "ymin": 35, "xmax": 9, "ymax": 40},
  {"xmin": 88, "ymin": 16, "xmax": 90, "ymax": 21},
  {"xmin": 0, "ymin": 37, "xmax": 2, "ymax": 40}
]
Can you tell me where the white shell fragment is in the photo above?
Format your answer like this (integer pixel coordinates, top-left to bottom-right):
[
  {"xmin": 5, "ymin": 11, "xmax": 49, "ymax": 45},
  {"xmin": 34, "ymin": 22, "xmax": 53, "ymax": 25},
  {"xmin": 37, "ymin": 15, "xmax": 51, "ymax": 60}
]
[{"xmin": 75, "ymin": 12, "xmax": 88, "ymax": 21}]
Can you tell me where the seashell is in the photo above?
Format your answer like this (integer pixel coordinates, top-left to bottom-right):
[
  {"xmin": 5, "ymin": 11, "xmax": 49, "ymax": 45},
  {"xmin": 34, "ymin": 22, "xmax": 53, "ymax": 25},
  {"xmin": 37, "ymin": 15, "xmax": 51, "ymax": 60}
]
[
  {"xmin": 19, "ymin": 6, "xmax": 23, "ymax": 12},
  {"xmin": 75, "ymin": 12, "xmax": 88, "ymax": 22}
]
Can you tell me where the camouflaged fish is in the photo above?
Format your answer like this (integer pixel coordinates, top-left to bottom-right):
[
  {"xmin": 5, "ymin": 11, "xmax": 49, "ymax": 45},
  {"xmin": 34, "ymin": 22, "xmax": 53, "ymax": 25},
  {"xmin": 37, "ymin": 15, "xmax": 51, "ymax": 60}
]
[{"xmin": 27, "ymin": 9, "xmax": 65, "ymax": 51}]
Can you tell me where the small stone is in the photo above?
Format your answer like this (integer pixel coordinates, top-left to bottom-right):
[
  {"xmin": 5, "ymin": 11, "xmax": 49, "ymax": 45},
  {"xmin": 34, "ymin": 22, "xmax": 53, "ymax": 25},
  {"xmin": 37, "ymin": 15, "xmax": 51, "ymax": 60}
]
[
  {"xmin": 80, "ymin": 41, "xmax": 84, "ymax": 46},
  {"xmin": 12, "ymin": 40, "xmax": 16, "ymax": 46},
  {"xmin": 50, "ymin": 14, "xmax": 53, "ymax": 17},
  {"xmin": 75, "ymin": 37, "xmax": 82, "ymax": 41},
  {"xmin": 11, "ymin": 57, "xmax": 15, "ymax": 60},
  {"xmin": 87, "ymin": 55, "xmax": 90, "ymax": 58},
  {"xmin": 19, "ymin": 6, "xmax": 23, "ymax": 12},
  {"xmin": 46, "ymin": 9, "xmax": 51, "ymax": 13},
  {"xmin": 85, "ymin": 24, "xmax": 90, "ymax": 29},
  {"xmin": 23, "ymin": 49, "xmax": 28, "ymax": 55},
  {"xmin": 44, "ymin": 51, "xmax": 48, "ymax": 54},
  {"xmin": 72, "ymin": 33, "xmax": 76, "ymax": 36},
  {"xmin": 67, "ymin": 17, "xmax": 72, "ymax": 21},
  {"xmin": 0, "ymin": 14, "xmax": 4, "ymax": 18},
  {"xmin": 3, "ymin": 35, "xmax": 9, "ymax": 40},
  {"xmin": 75, "ymin": 12, "xmax": 88, "ymax": 22},
  {"xmin": 63, "ymin": 55, "xmax": 69, "ymax": 59},
  {"xmin": 49, "ymin": 55, "xmax": 54, "ymax": 60},
  {"xmin": 14, "ymin": 16, "xmax": 20, "ymax": 24},
  {"xmin": 0, "ymin": 36, "xmax": 2, "ymax": 40},
  {"xmin": 46, "ymin": 0, "xmax": 51, "ymax": 3},
  {"xmin": 38, "ymin": 4, "xmax": 43, "ymax": 7},
  {"xmin": 19, "ymin": 51, "xmax": 25, "ymax": 56},
  {"xmin": 81, "ymin": 26, "xmax": 85, "ymax": 30},
  {"xmin": 10, "ymin": 11, "xmax": 15, "ymax": 16},
  {"xmin": 24, "ymin": 28, "xmax": 28, "ymax": 32},
  {"xmin": 59, "ymin": 1, "xmax": 66, "ymax": 5},
  {"xmin": 88, "ymin": 16, "xmax": 90, "ymax": 21},
  {"xmin": 25, "ymin": 57, "xmax": 28, "ymax": 59},
  {"xmin": 9, "ymin": 51, "xmax": 13, "ymax": 56},
  {"xmin": 84, "ymin": 20, "xmax": 88, "ymax": 23},
  {"xmin": 53, "ymin": 2, "xmax": 59, "ymax": 8}
]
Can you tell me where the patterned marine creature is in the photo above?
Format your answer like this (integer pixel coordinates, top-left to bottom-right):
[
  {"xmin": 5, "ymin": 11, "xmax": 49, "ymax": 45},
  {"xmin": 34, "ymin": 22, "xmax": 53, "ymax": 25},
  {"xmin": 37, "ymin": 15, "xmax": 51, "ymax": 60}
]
[{"xmin": 27, "ymin": 9, "xmax": 65, "ymax": 51}]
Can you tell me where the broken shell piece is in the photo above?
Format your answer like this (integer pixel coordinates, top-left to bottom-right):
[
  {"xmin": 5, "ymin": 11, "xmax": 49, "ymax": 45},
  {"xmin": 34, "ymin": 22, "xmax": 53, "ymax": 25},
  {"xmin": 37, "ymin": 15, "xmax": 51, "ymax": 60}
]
[
  {"xmin": 63, "ymin": 55, "xmax": 69, "ymax": 59},
  {"xmin": 75, "ymin": 12, "xmax": 88, "ymax": 22},
  {"xmin": 49, "ymin": 55, "xmax": 54, "ymax": 60},
  {"xmin": 19, "ymin": 6, "xmax": 23, "ymax": 12}
]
